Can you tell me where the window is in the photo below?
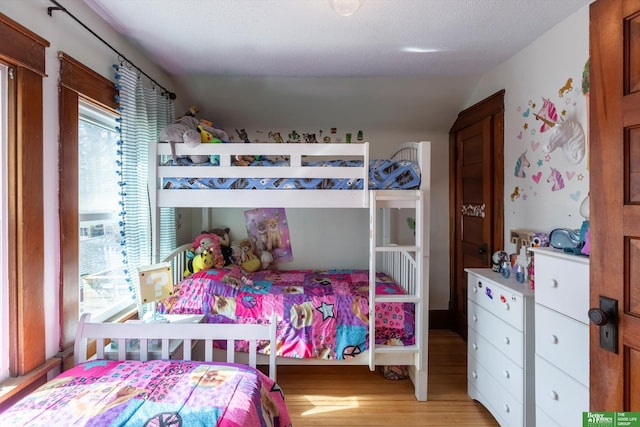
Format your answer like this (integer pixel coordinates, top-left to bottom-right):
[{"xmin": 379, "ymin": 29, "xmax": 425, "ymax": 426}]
[
  {"xmin": 78, "ymin": 101, "xmax": 130, "ymax": 322},
  {"xmin": 59, "ymin": 53, "xmax": 119, "ymax": 350}
]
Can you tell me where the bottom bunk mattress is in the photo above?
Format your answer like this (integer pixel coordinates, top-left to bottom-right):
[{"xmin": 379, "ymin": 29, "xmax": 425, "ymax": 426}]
[
  {"xmin": 0, "ymin": 359, "xmax": 291, "ymax": 427},
  {"xmin": 157, "ymin": 268, "xmax": 416, "ymax": 360}
]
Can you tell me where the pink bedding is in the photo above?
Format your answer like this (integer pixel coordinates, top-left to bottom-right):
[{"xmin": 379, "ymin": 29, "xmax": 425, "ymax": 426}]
[
  {"xmin": 0, "ymin": 359, "xmax": 291, "ymax": 426},
  {"xmin": 157, "ymin": 267, "xmax": 415, "ymax": 360}
]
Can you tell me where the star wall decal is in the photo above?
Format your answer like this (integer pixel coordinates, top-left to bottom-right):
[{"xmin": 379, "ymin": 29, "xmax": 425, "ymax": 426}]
[
  {"xmin": 537, "ymin": 159, "xmax": 543, "ymax": 167},
  {"xmin": 316, "ymin": 302, "xmax": 335, "ymax": 321},
  {"xmin": 545, "ymin": 154, "xmax": 551, "ymax": 162},
  {"xmin": 578, "ymin": 173, "xmax": 584, "ymax": 181},
  {"xmin": 523, "ymin": 123, "xmax": 529, "ymax": 130}
]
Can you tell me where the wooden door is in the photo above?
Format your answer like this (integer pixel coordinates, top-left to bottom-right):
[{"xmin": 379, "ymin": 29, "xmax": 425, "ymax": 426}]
[
  {"xmin": 590, "ymin": 0, "xmax": 640, "ymax": 411},
  {"xmin": 449, "ymin": 91, "xmax": 504, "ymax": 338}
]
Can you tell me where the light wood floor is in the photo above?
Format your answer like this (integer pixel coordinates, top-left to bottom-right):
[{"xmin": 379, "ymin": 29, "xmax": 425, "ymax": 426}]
[{"xmin": 276, "ymin": 330, "xmax": 499, "ymax": 426}]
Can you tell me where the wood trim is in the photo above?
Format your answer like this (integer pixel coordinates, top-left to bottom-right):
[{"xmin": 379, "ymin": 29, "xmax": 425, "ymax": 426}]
[
  {"xmin": 449, "ymin": 89, "xmax": 506, "ymax": 133},
  {"xmin": 0, "ymin": 357, "xmax": 61, "ymax": 412},
  {"xmin": 58, "ymin": 53, "xmax": 117, "ymax": 350},
  {"xmin": 58, "ymin": 53, "xmax": 118, "ymax": 111},
  {"xmin": 59, "ymin": 86, "xmax": 80, "ymax": 349},
  {"xmin": 428, "ymin": 309, "xmax": 452, "ymax": 330},
  {"xmin": 7, "ymin": 65, "xmax": 46, "ymax": 376},
  {"xmin": 0, "ymin": 13, "xmax": 49, "ymax": 76}
]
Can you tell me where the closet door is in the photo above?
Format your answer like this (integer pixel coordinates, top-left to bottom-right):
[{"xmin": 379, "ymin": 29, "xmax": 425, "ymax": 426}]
[{"xmin": 449, "ymin": 90, "xmax": 504, "ymax": 338}]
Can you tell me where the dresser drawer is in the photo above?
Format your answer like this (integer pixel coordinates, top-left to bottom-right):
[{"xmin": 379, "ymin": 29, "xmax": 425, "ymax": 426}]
[
  {"xmin": 533, "ymin": 250, "xmax": 589, "ymax": 324},
  {"xmin": 468, "ymin": 357, "xmax": 524, "ymax": 427},
  {"xmin": 467, "ymin": 271, "xmax": 525, "ymax": 331},
  {"xmin": 468, "ymin": 327, "xmax": 524, "ymax": 402},
  {"xmin": 468, "ymin": 300, "xmax": 524, "ymax": 366},
  {"xmin": 535, "ymin": 354, "xmax": 589, "ymax": 427},
  {"xmin": 535, "ymin": 304, "xmax": 589, "ymax": 385},
  {"xmin": 536, "ymin": 406, "xmax": 561, "ymax": 427}
]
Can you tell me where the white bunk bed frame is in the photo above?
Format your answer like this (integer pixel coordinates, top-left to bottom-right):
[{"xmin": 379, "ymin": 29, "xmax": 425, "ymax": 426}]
[
  {"xmin": 149, "ymin": 141, "xmax": 431, "ymax": 401},
  {"xmin": 75, "ymin": 313, "xmax": 278, "ymax": 381}
]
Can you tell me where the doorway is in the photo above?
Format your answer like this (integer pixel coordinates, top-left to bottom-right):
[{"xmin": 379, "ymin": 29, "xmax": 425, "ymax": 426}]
[{"xmin": 449, "ymin": 90, "xmax": 505, "ymax": 338}]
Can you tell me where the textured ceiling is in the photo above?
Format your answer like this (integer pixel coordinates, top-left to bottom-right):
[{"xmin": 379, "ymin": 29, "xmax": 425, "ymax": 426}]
[
  {"xmin": 82, "ymin": 0, "xmax": 590, "ymax": 78},
  {"xmin": 78, "ymin": 0, "xmax": 591, "ymax": 133}
]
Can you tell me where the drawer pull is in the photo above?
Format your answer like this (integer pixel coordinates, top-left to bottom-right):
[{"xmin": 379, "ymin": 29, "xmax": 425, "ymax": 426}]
[
  {"xmin": 473, "ymin": 286, "xmax": 478, "ymax": 293},
  {"xmin": 504, "ymin": 336, "xmax": 510, "ymax": 345},
  {"xmin": 503, "ymin": 370, "xmax": 510, "ymax": 379},
  {"xmin": 472, "ymin": 370, "xmax": 478, "ymax": 379},
  {"xmin": 504, "ymin": 303, "xmax": 510, "ymax": 311},
  {"xmin": 551, "ymin": 335, "xmax": 559, "ymax": 344},
  {"xmin": 503, "ymin": 404, "xmax": 510, "ymax": 413},
  {"xmin": 473, "ymin": 315, "xmax": 478, "ymax": 322},
  {"xmin": 550, "ymin": 390, "xmax": 559, "ymax": 400},
  {"xmin": 549, "ymin": 279, "xmax": 558, "ymax": 288},
  {"xmin": 472, "ymin": 342, "xmax": 478, "ymax": 350}
]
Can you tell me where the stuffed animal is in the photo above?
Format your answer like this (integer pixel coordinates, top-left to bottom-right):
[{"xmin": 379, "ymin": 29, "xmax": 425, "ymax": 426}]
[
  {"xmin": 159, "ymin": 116, "xmax": 230, "ymax": 164},
  {"xmin": 184, "ymin": 249, "xmax": 214, "ymax": 277},
  {"xmin": 191, "ymin": 232, "xmax": 225, "ymax": 268},
  {"xmin": 206, "ymin": 227, "xmax": 233, "ymax": 266},
  {"xmin": 237, "ymin": 238, "xmax": 261, "ymax": 272}
]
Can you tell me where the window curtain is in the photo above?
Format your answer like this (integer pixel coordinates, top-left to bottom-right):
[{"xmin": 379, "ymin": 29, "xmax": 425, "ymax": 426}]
[{"xmin": 114, "ymin": 64, "xmax": 176, "ymax": 318}]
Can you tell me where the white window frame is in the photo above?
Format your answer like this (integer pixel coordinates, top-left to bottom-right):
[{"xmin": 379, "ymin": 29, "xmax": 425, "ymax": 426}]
[{"xmin": 78, "ymin": 99, "xmax": 133, "ymax": 323}]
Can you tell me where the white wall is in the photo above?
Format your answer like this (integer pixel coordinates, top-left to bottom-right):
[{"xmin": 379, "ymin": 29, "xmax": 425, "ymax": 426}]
[
  {"xmin": 2, "ymin": 0, "xmax": 178, "ymax": 358},
  {"xmin": 467, "ymin": 5, "xmax": 590, "ymax": 254}
]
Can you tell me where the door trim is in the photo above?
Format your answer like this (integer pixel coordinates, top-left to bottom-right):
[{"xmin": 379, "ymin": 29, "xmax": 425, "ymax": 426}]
[{"xmin": 449, "ymin": 90, "xmax": 504, "ymax": 335}]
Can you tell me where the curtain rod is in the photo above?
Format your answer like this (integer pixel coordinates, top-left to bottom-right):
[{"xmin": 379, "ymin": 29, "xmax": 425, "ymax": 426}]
[{"xmin": 47, "ymin": 0, "xmax": 177, "ymax": 100}]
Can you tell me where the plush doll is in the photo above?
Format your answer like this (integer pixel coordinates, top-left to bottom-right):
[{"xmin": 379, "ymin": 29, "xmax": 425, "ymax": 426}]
[
  {"xmin": 237, "ymin": 238, "xmax": 261, "ymax": 273},
  {"xmin": 159, "ymin": 116, "xmax": 230, "ymax": 164},
  {"xmin": 183, "ymin": 249, "xmax": 214, "ymax": 277},
  {"xmin": 206, "ymin": 227, "xmax": 234, "ymax": 266},
  {"xmin": 191, "ymin": 232, "xmax": 225, "ymax": 268}
]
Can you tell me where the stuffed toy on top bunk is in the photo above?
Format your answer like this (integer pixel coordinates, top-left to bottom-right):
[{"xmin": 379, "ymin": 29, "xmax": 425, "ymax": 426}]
[{"xmin": 159, "ymin": 115, "xmax": 230, "ymax": 164}]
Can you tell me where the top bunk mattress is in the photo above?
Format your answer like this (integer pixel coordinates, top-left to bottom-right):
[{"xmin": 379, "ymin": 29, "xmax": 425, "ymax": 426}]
[{"xmin": 161, "ymin": 158, "xmax": 421, "ymax": 190}]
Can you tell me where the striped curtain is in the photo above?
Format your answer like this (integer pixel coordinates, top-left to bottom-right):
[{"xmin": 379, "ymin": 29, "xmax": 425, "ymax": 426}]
[{"xmin": 114, "ymin": 64, "xmax": 176, "ymax": 318}]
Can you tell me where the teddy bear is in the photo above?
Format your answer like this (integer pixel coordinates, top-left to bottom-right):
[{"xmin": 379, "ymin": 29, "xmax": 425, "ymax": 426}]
[
  {"xmin": 236, "ymin": 238, "xmax": 261, "ymax": 273},
  {"xmin": 159, "ymin": 115, "xmax": 230, "ymax": 164}
]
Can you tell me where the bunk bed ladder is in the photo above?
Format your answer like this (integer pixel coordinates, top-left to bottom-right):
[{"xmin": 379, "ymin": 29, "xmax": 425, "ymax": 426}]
[{"xmin": 369, "ymin": 189, "xmax": 423, "ymax": 373}]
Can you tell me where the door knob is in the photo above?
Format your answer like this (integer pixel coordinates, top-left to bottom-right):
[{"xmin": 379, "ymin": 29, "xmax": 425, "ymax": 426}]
[
  {"xmin": 589, "ymin": 296, "xmax": 618, "ymax": 353},
  {"xmin": 588, "ymin": 307, "xmax": 609, "ymax": 326}
]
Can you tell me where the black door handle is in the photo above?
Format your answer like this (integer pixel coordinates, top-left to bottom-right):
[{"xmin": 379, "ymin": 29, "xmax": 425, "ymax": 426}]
[{"xmin": 589, "ymin": 296, "xmax": 618, "ymax": 353}]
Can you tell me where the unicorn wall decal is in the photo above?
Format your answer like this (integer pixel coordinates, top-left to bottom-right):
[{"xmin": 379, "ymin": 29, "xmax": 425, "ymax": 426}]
[
  {"xmin": 514, "ymin": 150, "xmax": 530, "ymax": 178},
  {"xmin": 533, "ymin": 113, "xmax": 586, "ymax": 164},
  {"xmin": 546, "ymin": 167, "xmax": 565, "ymax": 191},
  {"xmin": 535, "ymin": 97, "xmax": 558, "ymax": 133}
]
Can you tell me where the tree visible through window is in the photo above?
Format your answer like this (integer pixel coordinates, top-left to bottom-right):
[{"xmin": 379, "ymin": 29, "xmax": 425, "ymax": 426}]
[{"xmin": 78, "ymin": 101, "xmax": 132, "ymax": 322}]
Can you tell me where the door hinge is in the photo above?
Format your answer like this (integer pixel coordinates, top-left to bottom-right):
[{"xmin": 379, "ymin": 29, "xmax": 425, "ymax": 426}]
[{"xmin": 8, "ymin": 67, "xmax": 15, "ymax": 80}]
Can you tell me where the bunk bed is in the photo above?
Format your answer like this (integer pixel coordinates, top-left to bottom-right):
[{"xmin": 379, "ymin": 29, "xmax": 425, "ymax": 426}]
[
  {"xmin": 149, "ymin": 140, "xmax": 431, "ymax": 401},
  {"xmin": 0, "ymin": 314, "xmax": 291, "ymax": 426}
]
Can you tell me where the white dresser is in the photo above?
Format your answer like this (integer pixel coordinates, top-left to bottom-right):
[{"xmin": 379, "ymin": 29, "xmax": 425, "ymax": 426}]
[
  {"xmin": 530, "ymin": 248, "xmax": 589, "ymax": 427},
  {"xmin": 465, "ymin": 268, "xmax": 535, "ymax": 427}
]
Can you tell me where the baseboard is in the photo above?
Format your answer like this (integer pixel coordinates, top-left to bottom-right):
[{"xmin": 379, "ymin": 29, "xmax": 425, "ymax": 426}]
[{"xmin": 428, "ymin": 309, "xmax": 451, "ymax": 329}]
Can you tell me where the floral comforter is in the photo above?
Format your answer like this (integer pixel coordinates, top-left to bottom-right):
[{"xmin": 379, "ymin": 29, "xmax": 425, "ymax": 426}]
[
  {"xmin": 157, "ymin": 268, "xmax": 416, "ymax": 360},
  {"xmin": 0, "ymin": 359, "xmax": 291, "ymax": 427}
]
